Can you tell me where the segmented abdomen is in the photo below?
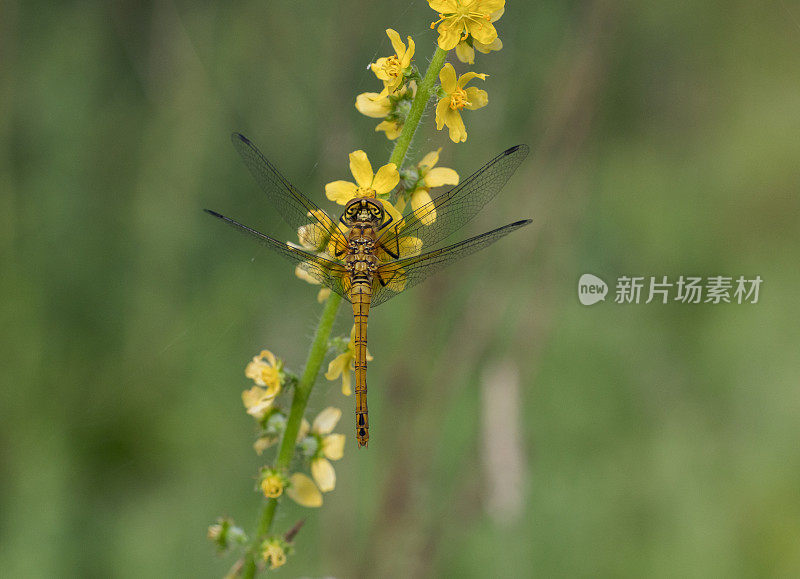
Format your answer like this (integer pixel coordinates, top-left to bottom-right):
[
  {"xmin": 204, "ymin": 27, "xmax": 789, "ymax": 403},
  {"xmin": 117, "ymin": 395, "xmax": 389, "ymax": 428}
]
[{"xmin": 351, "ymin": 281, "xmax": 371, "ymax": 446}]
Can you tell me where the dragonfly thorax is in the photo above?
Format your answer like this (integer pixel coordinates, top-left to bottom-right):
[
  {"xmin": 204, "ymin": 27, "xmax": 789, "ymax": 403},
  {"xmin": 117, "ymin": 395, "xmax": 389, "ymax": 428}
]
[{"xmin": 343, "ymin": 198, "xmax": 384, "ymax": 226}]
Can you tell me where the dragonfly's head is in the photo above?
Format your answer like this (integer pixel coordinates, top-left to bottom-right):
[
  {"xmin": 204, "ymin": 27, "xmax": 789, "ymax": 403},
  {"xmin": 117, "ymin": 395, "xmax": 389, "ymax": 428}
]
[{"xmin": 343, "ymin": 198, "xmax": 385, "ymax": 226}]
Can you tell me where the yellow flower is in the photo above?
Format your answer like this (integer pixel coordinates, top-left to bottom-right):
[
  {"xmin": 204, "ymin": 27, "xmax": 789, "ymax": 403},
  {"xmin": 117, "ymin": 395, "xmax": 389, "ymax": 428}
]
[
  {"xmin": 245, "ymin": 350, "xmax": 282, "ymax": 393},
  {"xmin": 242, "ymin": 350, "xmax": 283, "ymax": 419},
  {"xmin": 261, "ymin": 539, "xmax": 287, "ymax": 570},
  {"xmin": 286, "ymin": 473, "xmax": 323, "ymax": 507},
  {"xmin": 375, "ymin": 119, "xmax": 403, "ymax": 140},
  {"xmin": 356, "ymin": 82, "xmax": 416, "ymax": 141},
  {"xmin": 296, "ymin": 208, "xmax": 337, "ymax": 254},
  {"xmin": 370, "ymin": 29, "xmax": 415, "ymax": 98},
  {"xmin": 293, "ymin": 211, "xmax": 339, "ymax": 302},
  {"xmin": 304, "ymin": 407, "xmax": 346, "ymax": 493},
  {"xmin": 428, "ymin": 0, "xmax": 505, "ymax": 51},
  {"xmin": 242, "ymin": 386, "xmax": 276, "ymax": 420},
  {"xmin": 326, "ymin": 348, "xmax": 353, "ymax": 395},
  {"xmin": 259, "ymin": 469, "xmax": 286, "ymax": 498},
  {"xmin": 408, "ymin": 149, "xmax": 460, "ymax": 225},
  {"xmin": 325, "ymin": 325, "xmax": 373, "ymax": 396},
  {"xmin": 435, "ymin": 63, "xmax": 488, "ymax": 143},
  {"xmin": 455, "ymin": 7, "xmax": 504, "ymax": 63},
  {"xmin": 355, "ymin": 92, "xmax": 393, "ymax": 118},
  {"xmin": 325, "ymin": 150, "xmax": 399, "ymax": 205}
]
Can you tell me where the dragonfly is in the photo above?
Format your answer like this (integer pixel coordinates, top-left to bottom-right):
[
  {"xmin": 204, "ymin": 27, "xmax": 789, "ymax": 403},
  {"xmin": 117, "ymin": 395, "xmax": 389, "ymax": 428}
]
[{"xmin": 206, "ymin": 133, "xmax": 530, "ymax": 447}]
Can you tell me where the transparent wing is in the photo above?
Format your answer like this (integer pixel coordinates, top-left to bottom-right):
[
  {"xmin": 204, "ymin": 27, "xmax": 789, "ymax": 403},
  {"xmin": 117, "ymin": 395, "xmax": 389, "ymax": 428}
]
[
  {"xmin": 371, "ymin": 219, "xmax": 532, "ymax": 307},
  {"xmin": 231, "ymin": 133, "xmax": 348, "ymax": 253},
  {"xmin": 205, "ymin": 209, "xmax": 351, "ymax": 301},
  {"xmin": 376, "ymin": 145, "xmax": 529, "ymax": 259}
]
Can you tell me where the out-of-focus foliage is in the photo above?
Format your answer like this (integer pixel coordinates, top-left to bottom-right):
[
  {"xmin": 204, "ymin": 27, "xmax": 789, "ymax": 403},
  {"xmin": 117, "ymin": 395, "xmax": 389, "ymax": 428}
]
[{"xmin": 2, "ymin": 1, "xmax": 799, "ymax": 577}]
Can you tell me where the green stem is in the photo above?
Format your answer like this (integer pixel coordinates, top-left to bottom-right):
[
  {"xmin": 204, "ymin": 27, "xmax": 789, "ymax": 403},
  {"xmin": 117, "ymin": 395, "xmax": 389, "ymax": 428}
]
[
  {"xmin": 277, "ymin": 291, "xmax": 343, "ymax": 472},
  {"xmin": 239, "ymin": 45, "xmax": 448, "ymax": 579},
  {"xmin": 390, "ymin": 47, "xmax": 448, "ymax": 168}
]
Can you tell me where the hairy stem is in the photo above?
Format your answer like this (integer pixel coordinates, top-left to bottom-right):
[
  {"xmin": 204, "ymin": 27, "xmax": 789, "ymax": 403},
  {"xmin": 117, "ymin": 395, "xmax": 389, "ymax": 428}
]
[{"xmin": 239, "ymin": 45, "xmax": 448, "ymax": 579}]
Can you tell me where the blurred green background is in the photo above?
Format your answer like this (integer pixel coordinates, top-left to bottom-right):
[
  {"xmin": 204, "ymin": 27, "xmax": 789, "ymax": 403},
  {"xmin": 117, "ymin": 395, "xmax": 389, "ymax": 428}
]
[{"xmin": 3, "ymin": 0, "xmax": 800, "ymax": 577}]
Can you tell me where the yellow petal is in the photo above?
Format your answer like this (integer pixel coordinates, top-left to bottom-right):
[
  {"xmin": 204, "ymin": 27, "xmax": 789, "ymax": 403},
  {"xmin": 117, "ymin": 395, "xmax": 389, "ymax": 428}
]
[
  {"xmin": 370, "ymin": 58, "xmax": 391, "ymax": 82},
  {"xmin": 475, "ymin": 37, "xmax": 502, "ymax": 53},
  {"xmin": 242, "ymin": 386, "xmax": 268, "ymax": 410},
  {"xmin": 419, "ymin": 149, "xmax": 441, "ymax": 170},
  {"xmin": 437, "ymin": 23, "xmax": 463, "ymax": 51},
  {"xmin": 376, "ymin": 80, "xmax": 398, "ymax": 101},
  {"xmin": 341, "ymin": 370, "xmax": 352, "ymax": 396},
  {"xmin": 297, "ymin": 223, "xmax": 324, "ymax": 251},
  {"xmin": 287, "ymin": 473, "xmax": 323, "ymax": 507},
  {"xmin": 386, "ymin": 28, "xmax": 405, "ymax": 57},
  {"xmin": 323, "ymin": 433, "xmax": 346, "ymax": 460},
  {"xmin": 402, "ymin": 36, "xmax": 415, "ymax": 67},
  {"xmin": 349, "ymin": 150, "xmax": 374, "ymax": 189},
  {"xmin": 435, "ymin": 98, "xmax": 450, "ymax": 130},
  {"xmin": 296, "ymin": 263, "xmax": 322, "ymax": 285},
  {"xmin": 261, "ymin": 350, "xmax": 277, "ymax": 367},
  {"xmin": 455, "ymin": 40, "xmax": 475, "ymax": 64},
  {"xmin": 428, "ymin": 0, "xmax": 456, "ymax": 12},
  {"xmin": 325, "ymin": 352, "xmax": 351, "ymax": 381},
  {"xmin": 260, "ymin": 474, "xmax": 285, "ymax": 498},
  {"xmin": 297, "ymin": 418, "xmax": 311, "ymax": 441},
  {"xmin": 371, "ymin": 163, "xmax": 399, "ymax": 195},
  {"xmin": 490, "ymin": 7, "xmax": 505, "ymax": 22},
  {"xmin": 457, "ymin": 71, "xmax": 487, "ymax": 88},
  {"xmin": 245, "ymin": 358, "xmax": 262, "ymax": 382},
  {"xmin": 443, "ymin": 108, "xmax": 467, "ymax": 143},
  {"xmin": 424, "ymin": 166, "xmax": 459, "ymax": 187},
  {"xmin": 253, "ymin": 436, "xmax": 278, "ymax": 454},
  {"xmin": 311, "ymin": 458, "xmax": 336, "ymax": 492},
  {"xmin": 312, "ymin": 406, "xmax": 342, "ymax": 435},
  {"xmin": 465, "ymin": 86, "xmax": 488, "ymax": 110},
  {"xmin": 439, "ymin": 63, "xmax": 458, "ymax": 93},
  {"xmin": 262, "ymin": 542, "xmax": 286, "ymax": 569},
  {"xmin": 375, "ymin": 119, "xmax": 402, "ymax": 140},
  {"xmin": 466, "ymin": 19, "xmax": 498, "ymax": 46},
  {"xmin": 317, "ymin": 288, "xmax": 331, "ymax": 303},
  {"xmin": 355, "ymin": 92, "xmax": 392, "ymax": 118},
  {"xmin": 325, "ymin": 180, "xmax": 358, "ymax": 205},
  {"xmin": 245, "ymin": 399, "xmax": 272, "ymax": 419},
  {"xmin": 398, "ymin": 235, "xmax": 423, "ymax": 257},
  {"xmin": 482, "ymin": 0, "xmax": 505, "ymax": 15},
  {"xmin": 411, "ymin": 190, "xmax": 437, "ymax": 225}
]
